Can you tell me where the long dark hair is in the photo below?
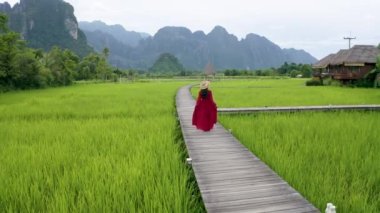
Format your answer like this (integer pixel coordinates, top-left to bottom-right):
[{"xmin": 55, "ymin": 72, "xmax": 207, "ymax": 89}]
[{"xmin": 200, "ymin": 89, "xmax": 208, "ymax": 98}]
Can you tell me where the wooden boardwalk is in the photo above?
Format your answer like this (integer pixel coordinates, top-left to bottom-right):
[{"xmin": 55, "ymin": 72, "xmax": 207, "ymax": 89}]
[
  {"xmin": 219, "ymin": 105, "xmax": 380, "ymax": 114},
  {"xmin": 176, "ymin": 85, "xmax": 319, "ymax": 213}
]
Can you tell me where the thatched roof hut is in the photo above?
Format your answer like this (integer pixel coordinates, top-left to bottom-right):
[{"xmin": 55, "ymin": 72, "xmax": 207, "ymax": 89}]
[
  {"xmin": 313, "ymin": 45, "xmax": 379, "ymax": 81},
  {"xmin": 314, "ymin": 45, "xmax": 379, "ymax": 68},
  {"xmin": 344, "ymin": 45, "xmax": 379, "ymax": 66}
]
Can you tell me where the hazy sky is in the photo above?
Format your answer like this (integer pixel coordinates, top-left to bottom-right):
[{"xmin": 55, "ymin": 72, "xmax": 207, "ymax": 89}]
[{"xmin": 2, "ymin": 0, "xmax": 380, "ymax": 59}]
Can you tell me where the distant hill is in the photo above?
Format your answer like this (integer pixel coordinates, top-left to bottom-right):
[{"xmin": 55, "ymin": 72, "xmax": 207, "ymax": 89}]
[
  {"xmin": 283, "ymin": 48, "xmax": 317, "ymax": 65},
  {"xmin": 82, "ymin": 23, "xmax": 317, "ymax": 70},
  {"xmin": 150, "ymin": 53, "xmax": 185, "ymax": 73},
  {"xmin": 0, "ymin": 0, "xmax": 93, "ymax": 57},
  {"xmin": 82, "ymin": 29, "xmax": 134, "ymax": 68},
  {"xmin": 79, "ymin": 21, "xmax": 150, "ymax": 47}
]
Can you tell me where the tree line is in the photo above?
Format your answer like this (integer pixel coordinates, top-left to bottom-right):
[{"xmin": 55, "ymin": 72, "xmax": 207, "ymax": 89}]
[
  {"xmin": 0, "ymin": 14, "xmax": 114, "ymax": 91},
  {"xmin": 224, "ymin": 62, "xmax": 313, "ymax": 77}
]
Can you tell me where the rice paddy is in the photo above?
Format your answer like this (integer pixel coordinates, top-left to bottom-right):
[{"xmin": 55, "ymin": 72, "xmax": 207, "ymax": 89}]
[
  {"xmin": 0, "ymin": 82, "xmax": 204, "ymax": 212},
  {"xmin": 191, "ymin": 79, "xmax": 380, "ymax": 107},
  {"xmin": 205, "ymin": 78, "xmax": 380, "ymax": 212},
  {"xmin": 1, "ymin": 78, "xmax": 379, "ymax": 212},
  {"xmin": 219, "ymin": 111, "xmax": 380, "ymax": 212}
]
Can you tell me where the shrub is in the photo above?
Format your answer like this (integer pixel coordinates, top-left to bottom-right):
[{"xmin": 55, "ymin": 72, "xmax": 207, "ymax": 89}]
[
  {"xmin": 355, "ymin": 79, "xmax": 376, "ymax": 88},
  {"xmin": 305, "ymin": 79, "xmax": 322, "ymax": 86},
  {"xmin": 324, "ymin": 78, "xmax": 342, "ymax": 87}
]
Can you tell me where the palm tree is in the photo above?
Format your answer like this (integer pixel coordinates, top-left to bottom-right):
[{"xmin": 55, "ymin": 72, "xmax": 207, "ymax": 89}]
[{"xmin": 102, "ymin": 47, "xmax": 109, "ymax": 59}]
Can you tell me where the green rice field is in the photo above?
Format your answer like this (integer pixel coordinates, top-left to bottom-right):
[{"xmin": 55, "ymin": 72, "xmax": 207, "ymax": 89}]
[
  {"xmin": 219, "ymin": 112, "xmax": 380, "ymax": 212},
  {"xmin": 192, "ymin": 79, "xmax": 380, "ymax": 211},
  {"xmin": 1, "ymin": 78, "xmax": 379, "ymax": 212},
  {"xmin": 0, "ymin": 82, "xmax": 204, "ymax": 212},
  {"xmin": 192, "ymin": 79, "xmax": 380, "ymax": 107}
]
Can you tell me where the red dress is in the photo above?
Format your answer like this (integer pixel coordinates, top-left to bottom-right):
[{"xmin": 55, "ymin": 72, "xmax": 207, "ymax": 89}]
[{"xmin": 192, "ymin": 89, "xmax": 217, "ymax": 131}]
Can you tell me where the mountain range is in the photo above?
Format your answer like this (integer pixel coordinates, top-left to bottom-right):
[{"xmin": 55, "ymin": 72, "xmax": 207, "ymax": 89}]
[
  {"xmin": 0, "ymin": 0, "xmax": 317, "ymax": 71},
  {"xmin": 79, "ymin": 21, "xmax": 149, "ymax": 47},
  {"xmin": 81, "ymin": 22, "xmax": 317, "ymax": 70}
]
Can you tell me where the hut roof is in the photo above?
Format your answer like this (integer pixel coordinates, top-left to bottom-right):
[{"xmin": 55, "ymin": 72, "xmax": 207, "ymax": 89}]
[
  {"xmin": 344, "ymin": 45, "xmax": 379, "ymax": 65},
  {"xmin": 314, "ymin": 45, "xmax": 380, "ymax": 68},
  {"xmin": 313, "ymin": 54, "xmax": 336, "ymax": 68},
  {"xmin": 330, "ymin": 49, "xmax": 350, "ymax": 65}
]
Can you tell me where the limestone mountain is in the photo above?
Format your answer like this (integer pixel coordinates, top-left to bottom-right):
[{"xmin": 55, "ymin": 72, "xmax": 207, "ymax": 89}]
[
  {"xmin": 240, "ymin": 33, "xmax": 289, "ymax": 69},
  {"xmin": 83, "ymin": 29, "xmax": 133, "ymax": 68},
  {"xmin": 84, "ymin": 24, "xmax": 317, "ymax": 70},
  {"xmin": 79, "ymin": 21, "xmax": 149, "ymax": 47},
  {"xmin": 283, "ymin": 48, "xmax": 317, "ymax": 64},
  {"xmin": 131, "ymin": 26, "xmax": 317, "ymax": 70},
  {"xmin": 206, "ymin": 26, "xmax": 243, "ymax": 69},
  {"xmin": 0, "ymin": 0, "xmax": 92, "ymax": 57}
]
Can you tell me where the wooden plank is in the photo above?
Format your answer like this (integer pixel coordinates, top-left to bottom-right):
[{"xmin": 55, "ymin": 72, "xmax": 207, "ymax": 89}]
[
  {"xmin": 194, "ymin": 159, "xmax": 262, "ymax": 166},
  {"xmin": 209, "ymin": 202, "xmax": 317, "ymax": 213},
  {"xmin": 189, "ymin": 153, "xmax": 257, "ymax": 162},
  {"xmin": 176, "ymin": 85, "xmax": 319, "ymax": 212},
  {"xmin": 194, "ymin": 164, "xmax": 265, "ymax": 173},
  {"xmin": 206, "ymin": 195, "xmax": 311, "ymax": 212},
  {"xmin": 195, "ymin": 173, "xmax": 278, "ymax": 185},
  {"xmin": 201, "ymin": 182, "xmax": 288, "ymax": 194},
  {"xmin": 204, "ymin": 188, "xmax": 298, "ymax": 203},
  {"xmin": 199, "ymin": 177, "xmax": 287, "ymax": 191}
]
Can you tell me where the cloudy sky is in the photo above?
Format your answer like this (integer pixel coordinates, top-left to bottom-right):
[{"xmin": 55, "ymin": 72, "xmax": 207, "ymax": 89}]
[{"xmin": 3, "ymin": 0, "xmax": 380, "ymax": 59}]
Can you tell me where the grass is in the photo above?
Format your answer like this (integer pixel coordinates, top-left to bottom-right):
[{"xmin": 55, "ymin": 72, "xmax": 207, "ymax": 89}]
[
  {"xmin": 2, "ymin": 78, "xmax": 379, "ymax": 212},
  {"xmin": 190, "ymin": 78, "xmax": 380, "ymax": 211},
  {"xmin": 0, "ymin": 82, "xmax": 204, "ymax": 212},
  {"xmin": 191, "ymin": 79, "xmax": 380, "ymax": 107},
  {"xmin": 219, "ymin": 111, "xmax": 380, "ymax": 212}
]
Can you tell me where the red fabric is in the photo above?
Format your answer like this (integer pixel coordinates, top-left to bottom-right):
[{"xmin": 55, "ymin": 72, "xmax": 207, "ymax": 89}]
[{"xmin": 192, "ymin": 89, "xmax": 217, "ymax": 131}]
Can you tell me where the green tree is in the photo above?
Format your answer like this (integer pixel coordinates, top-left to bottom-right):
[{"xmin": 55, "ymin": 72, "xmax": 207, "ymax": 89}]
[
  {"xmin": 375, "ymin": 56, "xmax": 380, "ymax": 87},
  {"xmin": 102, "ymin": 47, "xmax": 110, "ymax": 59},
  {"xmin": 290, "ymin": 69, "xmax": 301, "ymax": 78},
  {"xmin": 33, "ymin": 48, "xmax": 44, "ymax": 60},
  {"xmin": 96, "ymin": 57, "xmax": 112, "ymax": 80},
  {"xmin": 300, "ymin": 64, "xmax": 312, "ymax": 78},
  {"xmin": 0, "ymin": 13, "xmax": 8, "ymax": 32},
  {"xmin": 44, "ymin": 47, "xmax": 78, "ymax": 86},
  {"xmin": 77, "ymin": 53, "xmax": 99, "ymax": 80},
  {"xmin": 11, "ymin": 50, "xmax": 46, "ymax": 88},
  {"xmin": 0, "ymin": 14, "xmax": 26, "ymax": 88},
  {"xmin": 77, "ymin": 53, "xmax": 112, "ymax": 81},
  {"xmin": 278, "ymin": 62, "xmax": 289, "ymax": 74}
]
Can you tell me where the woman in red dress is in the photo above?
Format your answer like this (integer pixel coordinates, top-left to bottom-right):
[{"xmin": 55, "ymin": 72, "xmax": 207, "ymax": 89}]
[{"xmin": 192, "ymin": 81, "xmax": 217, "ymax": 131}]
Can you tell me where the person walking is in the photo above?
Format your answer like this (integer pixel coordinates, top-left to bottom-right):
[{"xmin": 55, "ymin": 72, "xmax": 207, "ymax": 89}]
[{"xmin": 192, "ymin": 80, "xmax": 217, "ymax": 131}]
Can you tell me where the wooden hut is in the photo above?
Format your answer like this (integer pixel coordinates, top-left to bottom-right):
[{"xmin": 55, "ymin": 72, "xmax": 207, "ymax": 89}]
[{"xmin": 313, "ymin": 45, "xmax": 379, "ymax": 82}]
